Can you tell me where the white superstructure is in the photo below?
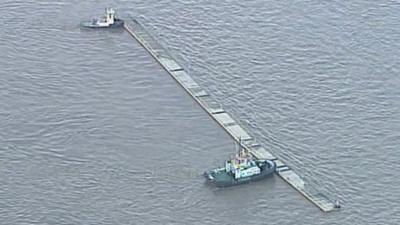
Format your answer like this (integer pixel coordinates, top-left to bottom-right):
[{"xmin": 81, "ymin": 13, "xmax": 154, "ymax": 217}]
[
  {"xmin": 224, "ymin": 147, "xmax": 261, "ymax": 179},
  {"xmin": 96, "ymin": 8, "xmax": 116, "ymax": 27}
]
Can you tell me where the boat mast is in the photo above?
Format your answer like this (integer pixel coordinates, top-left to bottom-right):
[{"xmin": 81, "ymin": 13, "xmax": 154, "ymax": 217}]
[{"xmin": 238, "ymin": 137, "xmax": 242, "ymax": 156}]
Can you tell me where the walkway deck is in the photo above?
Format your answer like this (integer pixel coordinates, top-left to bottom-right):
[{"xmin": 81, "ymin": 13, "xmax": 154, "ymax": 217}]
[{"xmin": 124, "ymin": 18, "xmax": 339, "ymax": 212}]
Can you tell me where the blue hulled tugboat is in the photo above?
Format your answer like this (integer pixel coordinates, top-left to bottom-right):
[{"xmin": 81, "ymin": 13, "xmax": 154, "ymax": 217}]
[
  {"xmin": 204, "ymin": 140, "xmax": 276, "ymax": 187},
  {"xmin": 81, "ymin": 8, "xmax": 124, "ymax": 28}
]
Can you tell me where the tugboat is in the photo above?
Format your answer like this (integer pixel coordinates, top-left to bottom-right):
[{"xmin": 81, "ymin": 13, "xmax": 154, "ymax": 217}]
[
  {"xmin": 81, "ymin": 8, "xmax": 124, "ymax": 28},
  {"xmin": 204, "ymin": 139, "xmax": 276, "ymax": 187}
]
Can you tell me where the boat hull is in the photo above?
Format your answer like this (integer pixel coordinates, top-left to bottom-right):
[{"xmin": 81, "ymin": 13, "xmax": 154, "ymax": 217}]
[
  {"xmin": 204, "ymin": 160, "xmax": 276, "ymax": 187},
  {"xmin": 80, "ymin": 19, "xmax": 124, "ymax": 28}
]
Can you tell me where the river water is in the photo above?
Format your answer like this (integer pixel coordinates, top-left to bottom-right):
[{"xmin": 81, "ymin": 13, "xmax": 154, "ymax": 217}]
[{"xmin": 1, "ymin": 0, "xmax": 400, "ymax": 224}]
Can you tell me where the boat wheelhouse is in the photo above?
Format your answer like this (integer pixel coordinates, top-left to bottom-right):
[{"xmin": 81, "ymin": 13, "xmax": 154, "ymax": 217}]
[{"xmin": 81, "ymin": 8, "xmax": 124, "ymax": 28}]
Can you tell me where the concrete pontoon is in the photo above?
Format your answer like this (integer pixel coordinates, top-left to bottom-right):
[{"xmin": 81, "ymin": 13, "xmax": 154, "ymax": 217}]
[{"xmin": 124, "ymin": 18, "xmax": 339, "ymax": 212}]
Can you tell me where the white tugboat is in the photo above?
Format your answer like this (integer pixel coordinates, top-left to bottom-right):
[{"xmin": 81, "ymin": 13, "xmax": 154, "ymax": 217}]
[
  {"xmin": 81, "ymin": 8, "xmax": 124, "ymax": 28},
  {"xmin": 204, "ymin": 139, "xmax": 276, "ymax": 187}
]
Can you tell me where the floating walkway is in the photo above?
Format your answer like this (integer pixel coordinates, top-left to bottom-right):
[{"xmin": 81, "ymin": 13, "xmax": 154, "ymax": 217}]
[{"xmin": 124, "ymin": 18, "xmax": 339, "ymax": 212}]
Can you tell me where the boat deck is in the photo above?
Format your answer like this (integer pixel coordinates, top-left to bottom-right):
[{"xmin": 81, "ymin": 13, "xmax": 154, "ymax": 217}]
[{"xmin": 124, "ymin": 18, "xmax": 339, "ymax": 212}]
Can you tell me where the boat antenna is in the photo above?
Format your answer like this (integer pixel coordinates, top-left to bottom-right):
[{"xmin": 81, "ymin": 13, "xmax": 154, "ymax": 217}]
[
  {"xmin": 238, "ymin": 137, "xmax": 242, "ymax": 154},
  {"xmin": 234, "ymin": 138, "xmax": 237, "ymax": 156}
]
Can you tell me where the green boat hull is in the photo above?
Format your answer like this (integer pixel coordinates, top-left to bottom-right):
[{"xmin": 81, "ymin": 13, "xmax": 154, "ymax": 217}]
[{"xmin": 204, "ymin": 160, "xmax": 276, "ymax": 187}]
